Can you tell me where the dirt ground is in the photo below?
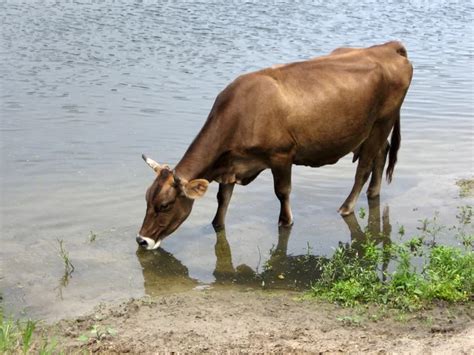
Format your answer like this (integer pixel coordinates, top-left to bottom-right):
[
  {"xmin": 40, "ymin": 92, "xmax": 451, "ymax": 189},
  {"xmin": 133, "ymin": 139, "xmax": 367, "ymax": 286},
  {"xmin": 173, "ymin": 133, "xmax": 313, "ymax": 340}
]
[{"xmin": 44, "ymin": 288, "xmax": 473, "ymax": 354}]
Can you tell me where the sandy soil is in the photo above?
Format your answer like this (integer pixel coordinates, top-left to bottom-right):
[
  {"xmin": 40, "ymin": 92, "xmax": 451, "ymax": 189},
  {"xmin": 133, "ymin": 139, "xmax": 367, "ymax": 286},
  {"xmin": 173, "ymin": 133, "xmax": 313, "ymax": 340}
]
[{"xmin": 44, "ymin": 288, "xmax": 473, "ymax": 354}]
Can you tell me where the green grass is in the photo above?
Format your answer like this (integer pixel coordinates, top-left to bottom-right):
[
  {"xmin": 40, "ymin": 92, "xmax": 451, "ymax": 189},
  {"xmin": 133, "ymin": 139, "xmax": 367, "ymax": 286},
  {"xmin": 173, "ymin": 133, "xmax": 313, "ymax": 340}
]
[
  {"xmin": 0, "ymin": 311, "xmax": 34, "ymax": 353},
  {"xmin": 311, "ymin": 242, "xmax": 473, "ymax": 310},
  {"xmin": 0, "ymin": 308, "xmax": 59, "ymax": 354},
  {"xmin": 309, "ymin": 209, "xmax": 474, "ymax": 310}
]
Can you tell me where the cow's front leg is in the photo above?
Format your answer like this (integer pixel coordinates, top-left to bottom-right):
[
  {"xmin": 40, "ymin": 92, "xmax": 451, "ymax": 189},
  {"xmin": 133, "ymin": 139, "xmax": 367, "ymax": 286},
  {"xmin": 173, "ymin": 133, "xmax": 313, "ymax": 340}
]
[
  {"xmin": 212, "ymin": 183, "xmax": 235, "ymax": 230},
  {"xmin": 271, "ymin": 164, "xmax": 293, "ymax": 226}
]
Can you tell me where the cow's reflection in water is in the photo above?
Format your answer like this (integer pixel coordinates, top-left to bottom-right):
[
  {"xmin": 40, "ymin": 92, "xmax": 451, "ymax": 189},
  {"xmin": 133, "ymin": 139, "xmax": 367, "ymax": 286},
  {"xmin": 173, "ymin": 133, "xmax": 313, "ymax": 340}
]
[
  {"xmin": 213, "ymin": 225, "xmax": 325, "ymax": 289},
  {"xmin": 342, "ymin": 196, "xmax": 392, "ymax": 279},
  {"xmin": 137, "ymin": 196, "xmax": 392, "ymax": 293},
  {"xmin": 213, "ymin": 197, "xmax": 392, "ymax": 288},
  {"xmin": 136, "ymin": 247, "xmax": 198, "ymax": 296}
]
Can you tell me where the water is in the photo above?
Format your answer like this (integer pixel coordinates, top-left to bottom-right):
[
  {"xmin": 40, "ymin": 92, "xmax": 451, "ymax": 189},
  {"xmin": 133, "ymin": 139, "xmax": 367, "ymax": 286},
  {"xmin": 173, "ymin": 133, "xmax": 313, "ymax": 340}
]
[{"xmin": 1, "ymin": 1, "xmax": 473, "ymax": 321}]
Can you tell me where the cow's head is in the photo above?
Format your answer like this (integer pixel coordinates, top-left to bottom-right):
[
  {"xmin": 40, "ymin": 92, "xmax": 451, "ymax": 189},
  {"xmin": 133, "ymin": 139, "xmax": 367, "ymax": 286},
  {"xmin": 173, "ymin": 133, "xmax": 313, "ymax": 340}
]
[{"xmin": 137, "ymin": 154, "xmax": 209, "ymax": 250}]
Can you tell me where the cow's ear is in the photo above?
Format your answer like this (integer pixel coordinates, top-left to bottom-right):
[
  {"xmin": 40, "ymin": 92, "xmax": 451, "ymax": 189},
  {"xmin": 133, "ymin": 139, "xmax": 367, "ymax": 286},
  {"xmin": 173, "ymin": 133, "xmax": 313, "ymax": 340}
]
[{"xmin": 182, "ymin": 179, "xmax": 209, "ymax": 199}]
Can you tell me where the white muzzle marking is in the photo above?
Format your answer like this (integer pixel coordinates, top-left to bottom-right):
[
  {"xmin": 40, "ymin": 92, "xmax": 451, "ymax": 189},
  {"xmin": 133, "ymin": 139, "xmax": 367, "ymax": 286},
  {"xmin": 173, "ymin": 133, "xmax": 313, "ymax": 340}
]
[{"xmin": 139, "ymin": 235, "xmax": 162, "ymax": 250}]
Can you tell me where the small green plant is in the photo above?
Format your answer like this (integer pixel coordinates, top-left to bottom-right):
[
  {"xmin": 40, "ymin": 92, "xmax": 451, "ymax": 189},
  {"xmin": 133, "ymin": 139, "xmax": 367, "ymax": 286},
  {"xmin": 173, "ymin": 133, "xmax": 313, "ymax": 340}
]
[
  {"xmin": 417, "ymin": 213, "xmax": 444, "ymax": 245},
  {"xmin": 405, "ymin": 237, "xmax": 424, "ymax": 256},
  {"xmin": 305, "ymin": 241, "xmax": 313, "ymax": 256},
  {"xmin": 455, "ymin": 205, "xmax": 474, "ymax": 249},
  {"xmin": 398, "ymin": 225, "xmax": 405, "ymax": 237},
  {"xmin": 336, "ymin": 315, "xmax": 362, "ymax": 326},
  {"xmin": 358, "ymin": 207, "xmax": 366, "ymax": 219},
  {"xmin": 262, "ymin": 244, "xmax": 276, "ymax": 271},
  {"xmin": 57, "ymin": 239, "xmax": 75, "ymax": 275},
  {"xmin": 459, "ymin": 234, "xmax": 474, "ymax": 249},
  {"xmin": 386, "ymin": 243, "xmax": 425, "ymax": 311},
  {"xmin": 78, "ymin": 324, "xmax": 117, "ymax": 342},
  {"xmin": 38, "ymin": 336, "xmax": 58, "ymax": 355},
  {"xmin": 89, "ymin": 231, "xmax": 97, "ymax": 243},
  {"xmin": 456, "ymin": 205, "xmax": 473, "ymax": 226},
  {"xmin": 456, "ymin": 178, "xmax": 474, "ymax": 198},
  {"xmin": 21, "ymin": 319, "xmax": 36, "ymax": 354},
  {"xmin": 56, "ymin": 239, "xmax": 75, "ymax": 299},
  {"xmin": 0, "ymin": 313, "xmax": 16, "ymax": 352}
]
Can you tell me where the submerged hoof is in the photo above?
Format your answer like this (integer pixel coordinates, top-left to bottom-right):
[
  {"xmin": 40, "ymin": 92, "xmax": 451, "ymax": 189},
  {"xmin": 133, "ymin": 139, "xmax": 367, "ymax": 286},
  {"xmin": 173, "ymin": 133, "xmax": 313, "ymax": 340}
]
[
  {"xmin": 278, "ymin": 218, "xmax": 294, "ymax": 227},
  {"xmin": 366, "ymin": 189, "xmax": 380, "ymax": 199},
  {"xmin": 212, "ymin": 220, "xmax": 226, "ymax": 232}
]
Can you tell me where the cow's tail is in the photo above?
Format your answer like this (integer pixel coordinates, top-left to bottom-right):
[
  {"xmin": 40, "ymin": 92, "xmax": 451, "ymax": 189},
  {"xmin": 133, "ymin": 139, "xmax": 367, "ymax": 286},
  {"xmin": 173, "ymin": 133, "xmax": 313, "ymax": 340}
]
[{"xmin": 386, "ymin": 114, "xmax": 400, "ymax": 183}]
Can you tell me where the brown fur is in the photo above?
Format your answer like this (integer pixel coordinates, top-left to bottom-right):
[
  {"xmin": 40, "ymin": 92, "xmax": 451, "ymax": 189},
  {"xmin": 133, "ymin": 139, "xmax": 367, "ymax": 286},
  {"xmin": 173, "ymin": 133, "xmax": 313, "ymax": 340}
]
[{"xmin": 139, "ymin": 41, "xmax": 413, "ymax": 245}]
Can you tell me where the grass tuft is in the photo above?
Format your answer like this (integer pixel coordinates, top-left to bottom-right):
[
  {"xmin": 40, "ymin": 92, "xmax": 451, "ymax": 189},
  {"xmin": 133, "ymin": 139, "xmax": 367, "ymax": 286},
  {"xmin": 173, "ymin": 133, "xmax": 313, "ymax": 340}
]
[
  {"xmin": 310, "ymin": 207, "xmax": 474, "ymax": 310},
  {"xmin": 0, "ymin": 309, "xmax": 55, "ymax": 354}
]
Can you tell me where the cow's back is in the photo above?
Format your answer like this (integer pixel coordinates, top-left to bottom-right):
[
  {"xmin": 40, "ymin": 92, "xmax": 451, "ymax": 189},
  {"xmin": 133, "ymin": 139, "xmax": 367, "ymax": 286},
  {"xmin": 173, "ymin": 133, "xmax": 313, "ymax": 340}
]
[
  {"xmin": 205, "ymin": 42, "xmax": 412, "ymax": 169},
  {"xmin": 275, "ymin": 41, "xmax": 412, "ymax": 119},
  {"xmin": 268, "ymin": 41, "xmax": 412, "ymax": 166}
]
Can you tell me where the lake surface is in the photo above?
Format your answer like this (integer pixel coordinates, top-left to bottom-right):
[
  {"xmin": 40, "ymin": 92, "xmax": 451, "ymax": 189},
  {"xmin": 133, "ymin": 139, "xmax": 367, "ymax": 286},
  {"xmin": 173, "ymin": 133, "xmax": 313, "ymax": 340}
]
[{"xmin": 1, "ymin": 1, "xmax": 473, "ymax": 321}]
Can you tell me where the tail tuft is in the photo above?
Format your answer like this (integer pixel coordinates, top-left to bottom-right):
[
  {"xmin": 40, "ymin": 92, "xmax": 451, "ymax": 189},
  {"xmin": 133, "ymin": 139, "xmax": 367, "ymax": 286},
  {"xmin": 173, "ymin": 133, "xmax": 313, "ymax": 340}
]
[{"xmin": 386, "ymin": 115, "xmax": 401, "ymax": 183}]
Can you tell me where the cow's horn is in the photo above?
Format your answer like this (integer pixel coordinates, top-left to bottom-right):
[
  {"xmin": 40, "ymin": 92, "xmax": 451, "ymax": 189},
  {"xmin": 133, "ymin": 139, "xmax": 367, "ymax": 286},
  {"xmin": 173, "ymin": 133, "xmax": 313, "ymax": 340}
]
[{"xmin": 142, "ymin": 154, "xmax": 161, "ymax": 172}]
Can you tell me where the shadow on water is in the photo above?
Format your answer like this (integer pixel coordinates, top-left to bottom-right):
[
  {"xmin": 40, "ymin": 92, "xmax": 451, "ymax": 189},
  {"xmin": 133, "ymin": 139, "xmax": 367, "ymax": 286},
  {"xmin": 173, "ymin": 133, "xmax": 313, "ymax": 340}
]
[{"xmin": 136, "ymin": 196, "xmax": 393, "ymax": 294}]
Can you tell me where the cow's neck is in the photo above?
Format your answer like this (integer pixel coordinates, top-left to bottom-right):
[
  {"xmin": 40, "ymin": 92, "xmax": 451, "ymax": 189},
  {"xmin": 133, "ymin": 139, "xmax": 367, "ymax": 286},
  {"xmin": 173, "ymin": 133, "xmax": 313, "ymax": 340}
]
[{"xmin": 174, "ymin": 118, "xmax": 225, "ymax": 182}]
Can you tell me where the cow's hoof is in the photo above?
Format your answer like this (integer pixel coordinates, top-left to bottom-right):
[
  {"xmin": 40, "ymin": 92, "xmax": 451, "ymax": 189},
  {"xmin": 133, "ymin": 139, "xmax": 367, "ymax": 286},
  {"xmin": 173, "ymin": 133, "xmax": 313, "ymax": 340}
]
[
  {"xmin": 278, "ymin": 219, "xmax": 294, "ymax": 227},
  {"xmin": 338, "ymin": 206, "xmax": 354, "ymax": 216},
  {"xmin": 212, "ymin": 220, "xmax": 226, "ymax": 232},
  {"xmin": 366, "ymin": 189, "xmax": 380, "ymax": 199}
]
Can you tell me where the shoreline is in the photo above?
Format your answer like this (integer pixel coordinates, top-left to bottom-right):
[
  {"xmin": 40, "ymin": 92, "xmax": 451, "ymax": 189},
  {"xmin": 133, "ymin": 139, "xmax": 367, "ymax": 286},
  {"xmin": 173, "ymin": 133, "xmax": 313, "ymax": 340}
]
[{"xmin": 39, "ymin": 288, "xmax": 473, "ymax": 353}]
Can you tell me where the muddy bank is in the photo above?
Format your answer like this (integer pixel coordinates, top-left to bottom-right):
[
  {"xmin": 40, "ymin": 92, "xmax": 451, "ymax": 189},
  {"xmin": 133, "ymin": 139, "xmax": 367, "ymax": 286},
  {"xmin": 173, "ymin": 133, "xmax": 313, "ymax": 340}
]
[{"xmin": 43, "ymin": 288, "xmax": 473, "ymax": 353}]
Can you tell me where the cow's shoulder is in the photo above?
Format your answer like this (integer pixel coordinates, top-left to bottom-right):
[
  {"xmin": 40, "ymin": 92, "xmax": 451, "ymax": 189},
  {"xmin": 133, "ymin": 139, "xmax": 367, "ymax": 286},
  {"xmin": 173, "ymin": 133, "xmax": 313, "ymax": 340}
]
[{"xmin": 211, "ymin": 71, "xmax": 283, "ymax": 117}]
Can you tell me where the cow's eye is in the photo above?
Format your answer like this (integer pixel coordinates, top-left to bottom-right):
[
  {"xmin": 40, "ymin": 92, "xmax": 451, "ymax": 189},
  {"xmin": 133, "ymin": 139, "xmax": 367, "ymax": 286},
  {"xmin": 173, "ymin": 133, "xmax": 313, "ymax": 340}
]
[{"xmin": 160, "ymin": 203, "xmax": 172, "ymax": 212}]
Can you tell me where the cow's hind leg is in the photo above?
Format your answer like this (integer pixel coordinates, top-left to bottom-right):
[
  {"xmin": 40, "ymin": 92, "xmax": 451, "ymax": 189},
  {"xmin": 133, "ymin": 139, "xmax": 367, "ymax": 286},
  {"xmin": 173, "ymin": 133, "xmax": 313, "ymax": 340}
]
[
  {"xmin": 366, "ymin": 140, "xmax": 389, "ymax": 199},
  {"xmin": 339, "ymin": 119, "xmax": 394, "ymax": 216},
  {"xmin": 271, "ymin": 164, "xmax": 293, "ymax": 226},
  {"xmin": 212, "ymin": 183, "xmax": 235, "ymax": 230}
]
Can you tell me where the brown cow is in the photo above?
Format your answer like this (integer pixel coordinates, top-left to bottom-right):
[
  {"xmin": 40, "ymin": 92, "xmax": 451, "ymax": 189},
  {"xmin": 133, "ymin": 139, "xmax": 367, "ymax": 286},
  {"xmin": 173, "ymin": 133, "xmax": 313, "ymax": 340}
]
[{"xmin": 137, "ymin": 41, "xmax": 413, "ymax": 250}]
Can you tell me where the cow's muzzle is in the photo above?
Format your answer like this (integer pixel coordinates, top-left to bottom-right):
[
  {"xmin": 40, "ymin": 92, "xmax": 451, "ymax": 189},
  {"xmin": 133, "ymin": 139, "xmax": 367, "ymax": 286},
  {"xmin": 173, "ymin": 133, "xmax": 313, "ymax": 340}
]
[{"xmin": 136, "ymin": 234, "xmax": 161, "ymax": 250}]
